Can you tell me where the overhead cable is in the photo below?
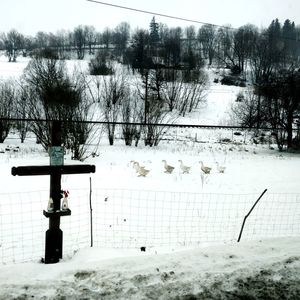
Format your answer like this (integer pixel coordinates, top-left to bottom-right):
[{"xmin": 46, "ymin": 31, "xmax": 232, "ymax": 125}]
[
  {"xmin": 86, "ymin": 0, "xmax": 233, "ymax": 30},
  {"xmin": 86, "ymin": 0, "xmax": 300, "ymax": 43}
]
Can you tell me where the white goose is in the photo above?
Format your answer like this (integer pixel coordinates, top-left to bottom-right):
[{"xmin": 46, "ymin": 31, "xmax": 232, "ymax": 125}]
[
  {"xmin": 178, "ymin": 160, "xmax": 191, "ymax": 174},
  {"xmin": 132, "ymin": 161, "xmax": 145, "ymax": 173},
  {"xmin": 133, "ymin": 161, "xmax": 150, "ymax": 177},
  {"xmin": 216, "ymin": 162, "xmax": 226, "ymax": 173},
  {"xmin": 199, "ymin": 161, "xmax": 212, "ymax": 174},
  {"xmin": 162, "ymin": 160, "xmax": 175, "ymax": 174},
  {"xmin": 137, "ymin": 167, "xmax": 150, "ymax": 177}
]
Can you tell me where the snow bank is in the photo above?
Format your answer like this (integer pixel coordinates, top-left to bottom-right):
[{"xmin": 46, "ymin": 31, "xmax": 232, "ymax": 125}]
[{"xmin": 0, "ymin": 237, "xmax": 299, "ymax": 299}]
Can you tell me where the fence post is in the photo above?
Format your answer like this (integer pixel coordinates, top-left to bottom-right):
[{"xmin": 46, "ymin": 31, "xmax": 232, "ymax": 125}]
[
  {"xmin": 237, "ymin": 189, "xmax": 267, "ymax": 242},
  {"xmin": 89, "ymin": 176, "xmax": 93, "ymax": 247}
]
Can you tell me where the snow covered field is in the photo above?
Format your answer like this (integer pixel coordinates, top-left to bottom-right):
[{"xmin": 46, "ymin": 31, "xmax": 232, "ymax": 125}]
[{"xmin": 0, "ymin": 56, "xmax": 300, "ymax": 299}]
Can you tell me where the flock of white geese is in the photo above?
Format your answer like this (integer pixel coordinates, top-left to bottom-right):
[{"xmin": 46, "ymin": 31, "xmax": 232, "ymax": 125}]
[{"xmin": 130, "ymin": 160, "xmax": 226, "ymax": 177}]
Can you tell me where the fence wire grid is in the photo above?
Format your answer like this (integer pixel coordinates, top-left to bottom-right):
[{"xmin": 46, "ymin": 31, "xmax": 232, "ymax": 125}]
[{"xmin": 0, "ymin": 188, "xmax": 299, "ymax": 264}]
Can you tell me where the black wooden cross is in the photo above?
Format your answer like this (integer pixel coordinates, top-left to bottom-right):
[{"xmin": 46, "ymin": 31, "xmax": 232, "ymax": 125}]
[{"xmin": 11, "ymin": 121, "xmax": 96, "ymax": 264}]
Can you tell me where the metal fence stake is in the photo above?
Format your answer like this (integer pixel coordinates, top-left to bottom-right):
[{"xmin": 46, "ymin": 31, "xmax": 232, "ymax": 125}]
[{"xmin": 237, "ymin": 189, "xmax": 268, "ymax": 242}]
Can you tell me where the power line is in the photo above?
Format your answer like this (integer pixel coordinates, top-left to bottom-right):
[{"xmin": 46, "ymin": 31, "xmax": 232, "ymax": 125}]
[
  {"xmin": 85, "ymin": 0, "xmax": 234, "ymax": 31},
  {"xmin": 86, "ymin": 0, "xmax": 300, "ymax": 44},
  {"xmin": 0, "ymin": 117, "xmax": 292, "ymax": 131}
]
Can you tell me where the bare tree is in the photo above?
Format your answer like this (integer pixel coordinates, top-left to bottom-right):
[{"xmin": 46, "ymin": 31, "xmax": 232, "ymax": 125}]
[
  {"xmin": 215, "ymin": 26, "xmax": 234, "ymax": 68},
  {"xmin": 231, "ymin": 89, "xmax": 263, "ymax": 128},
  {"xmin": 184, "ymin": 25, "xmax": 197, "ymax": 48},
  {"xmin": 162, "ymin": 27, "xmax": 182, "ymax": 67},
  {"xmin": 55, "ymin": 29, "xmax": 70, "ymax": 59},
  {"xmin": 0, "ymin": 81, "xmax": 16, "ymax": 142},
  {"xmin": 137, "ymin": 68, "xmax": 175, "ymax": 146},
  {"xmin": 73, "ymin": 25, "xmax": 86, "ymax": 59},
  {"xmin": 143, "ymin": 94, "xmax": 172, "ymax": 146},
  {"xmin": 101, "ymin": 27, "xmax": 113, "ymax": 49},
  {"xmin": 177, "ymin": 70, "xmax": 208, "ymax": 116},
  {"xmin": 65, "ymin": 72, "xmax": 95, "ymax": 160},
  {"xmin": 198, "ymin": 24, "xmax": 216, "ymax": 65},
  {"xmin": 113, "ymin": 22, "xmax": 130, "ymax": 59},
  {"xmin": 99, "ymin": 69, "xmax": 129, "ymax": 145},
  {"xmin": 22, "ymin": 57, "xmax": 93, "ymax": 159},
  {"xmin": 121, "ymin": 91, "xmax": 143, "ymax": 146},
  {"xmin": 162, "ymin": 69, "xmax": 184, "ymax": 111},
  {"xmin": 2, "ymin": 29, "xmax": 24, "ymax": 62},
  {"xmin": 84, "ymin": 25, "xmax": 96, "ymax": 55},
  {"xmin": 15, "ymin": 82, "xmax": 30, "ymax": 143},
  {"xmin": 233, "ymin": 24, "xmax": 258, "ymax": 74},
  {"xmin": 35, "ymin": 31, "xmax": 49, "ymax": 49}
]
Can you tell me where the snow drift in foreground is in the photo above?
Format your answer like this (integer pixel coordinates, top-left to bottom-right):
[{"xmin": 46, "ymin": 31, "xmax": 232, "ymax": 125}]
[{"xmin": 0, "ymin": 237, "xmax": 299, "ymax": 299}]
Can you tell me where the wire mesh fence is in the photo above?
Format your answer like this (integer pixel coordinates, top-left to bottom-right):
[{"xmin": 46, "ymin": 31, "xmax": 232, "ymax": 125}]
[
  {"xmin": 92, "ymin": 189, "xmax": 300, "ymax": 248},
  {"xmin": 0, "ymin": 189, "xmax": 90, "ymax": 264},
  {"xmin": 0, "ymin": 188, "xmax": 299, "ymax": 264}
]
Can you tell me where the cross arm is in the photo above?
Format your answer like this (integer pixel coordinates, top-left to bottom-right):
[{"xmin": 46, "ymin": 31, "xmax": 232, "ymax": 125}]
[{"xmin": 11, "ymin": 165, "xmax": 96, "ymax": 176}]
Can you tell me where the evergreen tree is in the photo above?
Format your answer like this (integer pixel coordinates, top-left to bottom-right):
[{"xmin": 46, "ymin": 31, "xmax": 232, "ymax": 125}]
[
  {"xmin": 149, "ymin": 16, "xmax": 160, "ymax": 46},
  {"xmin": 282, "ymin": 19, "xmax": 297, "ymax": 61},
  {"xmin": 267, "ymin": 19, "xmax": 282, "ymax": 65},
  {"xmin": 130, "ymin": 29, "xmax": 153, "ymax": 72}
]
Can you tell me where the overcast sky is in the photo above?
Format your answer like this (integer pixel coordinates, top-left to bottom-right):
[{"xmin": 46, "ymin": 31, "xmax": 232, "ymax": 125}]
[{"xmin": 2, "ymin": 0, "xmax": 300, "ymax": 35}]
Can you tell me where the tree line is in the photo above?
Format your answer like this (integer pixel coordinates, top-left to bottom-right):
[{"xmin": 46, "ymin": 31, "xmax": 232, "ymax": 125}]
[
  {"xmin": 0, "ymin": 17, "xmax": 300, "ymax": 154},
  {"xmin": 1, "ymin": 18, "xmax": 299, "ymax": 67}
]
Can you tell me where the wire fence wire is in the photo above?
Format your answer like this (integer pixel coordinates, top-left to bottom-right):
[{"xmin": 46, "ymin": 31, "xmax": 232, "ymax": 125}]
[{"xmin": 0, "ymin": 189, "xmax": 299, "ymax": 264}]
